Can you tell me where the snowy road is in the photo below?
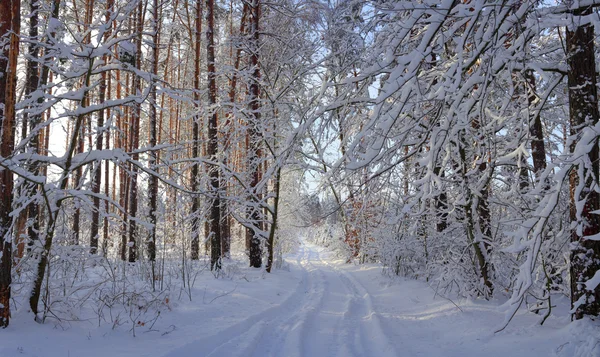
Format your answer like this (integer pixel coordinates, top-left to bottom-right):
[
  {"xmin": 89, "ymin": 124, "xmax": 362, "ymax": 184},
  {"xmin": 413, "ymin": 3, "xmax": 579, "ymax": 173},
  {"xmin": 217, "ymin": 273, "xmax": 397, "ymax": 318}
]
[
  {"xmin": 159, "ymin": 242, "xmax": 586, "ymax": 357},
  {"xmin": 1, "ymin": 242, "xmax": 590, "ymax": 357},
  {"xmin": 163, "ymin": 243, "xmax": 397, "ymax": 357}
]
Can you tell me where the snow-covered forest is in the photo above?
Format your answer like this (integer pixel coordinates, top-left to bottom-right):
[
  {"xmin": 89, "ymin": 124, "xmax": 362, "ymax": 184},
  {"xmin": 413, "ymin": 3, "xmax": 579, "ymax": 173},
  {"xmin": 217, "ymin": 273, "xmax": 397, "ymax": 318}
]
[{"xmin": 1, "ymin": 0, "xmax": 600, "ymax": 355}]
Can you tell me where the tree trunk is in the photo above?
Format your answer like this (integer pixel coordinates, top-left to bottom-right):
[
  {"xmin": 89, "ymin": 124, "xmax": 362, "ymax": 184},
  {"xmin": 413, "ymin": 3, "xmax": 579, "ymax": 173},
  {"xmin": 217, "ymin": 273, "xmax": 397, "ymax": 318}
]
[
  {"xmin": 102, "ymin": 0, "xmax": 115, "ymax": 256},
  {"xmin": 91, "ymin": 0, "xmax": 113, "ymax": 254},
  {"xmin": 128, "ymin": 1, "xmax": 144, "ymax": 263},
  {"xmin": 71, "ymin": 126, "xmax": 84, "ymax": 245},
  {"xmin": 566, "ymin": 9, "xmax": 600, "ymax": 319},
  {"xmin": 433, "ymin": 167, "xmax": 448, "ymax": 232},
  {"xmin": 119, "ymin": 70, "xmax": 129, "ymax": 261},
  {"xmin": 18, "ymin": 0, "xmax": 41, "ymax": 260},
  {"xmin": 0, "ymin": 0, "xmax": 20, "ymax": 328},
  {"xmin": 526, "ymin": 69, "xmax": 547, "ymax": 179},
  {"xmin": 221, "ymin": 2, "xmax": 249, "ymax": 259},
  {"xmin": 246, "ymin": 0, "xmax": 262, "ymax": 268},
  {"xmin": 458, "ymin": 133, "xmax": 493, "ymax": 296},
  {"xmin": 191, "ymin": 0, "xmax": 202, "ymax": 260},
  {"xmin": 71, "ymin": 0, "xmax": 95, "ymax": 246},
  {"xmin": 30, "ymin": 54, "xmax": 95, "ymax": 321},
  {"xmin": 206, "ymin": 0, "xmax": 222, "ymax": 270},
  {"xmin": 147, "ymin": 0, "xmax": 160, "ymax": 263},
  {"xmin": 266, "ymin": 167, "xmax": 281, "ymax": 273}
]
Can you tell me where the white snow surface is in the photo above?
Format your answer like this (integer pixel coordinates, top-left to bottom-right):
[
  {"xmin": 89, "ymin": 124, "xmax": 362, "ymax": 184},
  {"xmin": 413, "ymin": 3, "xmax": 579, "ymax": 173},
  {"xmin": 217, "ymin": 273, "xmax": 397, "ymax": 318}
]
[{"xmin": 1, "ymin": 242, "xmax": 598, "ymax": 357}]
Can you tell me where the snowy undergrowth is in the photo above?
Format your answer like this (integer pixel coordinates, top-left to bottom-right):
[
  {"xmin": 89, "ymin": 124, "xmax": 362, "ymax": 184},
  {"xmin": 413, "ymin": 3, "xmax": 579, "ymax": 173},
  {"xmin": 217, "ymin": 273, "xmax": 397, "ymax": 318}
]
[
  {"xmin": 1, "ymin": 247, "xmax": 299, "ymax": 357},
  {"xmin": 312, "ymin": 222, "xmax": 600, "ymax": 356}
]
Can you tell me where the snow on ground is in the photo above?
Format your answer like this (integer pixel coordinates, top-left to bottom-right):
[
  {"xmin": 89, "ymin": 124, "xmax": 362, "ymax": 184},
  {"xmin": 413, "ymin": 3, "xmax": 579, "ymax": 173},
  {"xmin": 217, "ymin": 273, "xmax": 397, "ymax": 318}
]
[{"xmin": 1, "ymin": 241, "xmax": 599, "ymax": 357}]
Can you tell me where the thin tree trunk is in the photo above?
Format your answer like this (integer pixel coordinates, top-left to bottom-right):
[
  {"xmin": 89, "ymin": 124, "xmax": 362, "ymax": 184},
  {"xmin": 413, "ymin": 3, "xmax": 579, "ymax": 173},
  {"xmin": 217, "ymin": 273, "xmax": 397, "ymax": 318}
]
[
  {"xmin": 458, "ymin": 133, "xmax": 493, "ymax": 296},
  {"xmin": 30, "ymin": 56, "xmax": 95, "ymax": 321},
  {"xmin": 91, "ymin": 0, "xmax": 113, "ymax": 254},
  {"xmin": 247, "ymin": 0, "xmax": 262, "ymax": 268},
  {"xmin": 147, "ymin": 0, "xmax": 160, "ymax": 263},
  {"xmin": 102, "ymin": 0, "xmax": 115, "ymax": 256},
  {"xmin": 526, "ymin": 69, "xmax": 547, "ymax": 179},
  {"xmin": 433, "ymin": 167, "xmax": 448, "ymax": 232},
  {"xmin": 71, "ymin": 125, "xmax": 84, "ymax": 245},
  {"xmin": 72, "ymin": 0, "xmax": 95, "ymax": 246},
  {"xmin": 118, "ymin": 58, "xmax": 128, "ymax": 261},
  {"xmin": 266, "ymin": 167, "xmax": 281, "ymax": 273},
  {"xmin": 206, "ymin": 0, "xmax": 221, "ymax": 270},
  {"xmin": 90, "ymin": 77, "xmax": 103, "ymax": 253},
  {"xmin": 191, "ymin": 0, "xmax": 202, "ymax": 260},
  {"xmin": 18, "ymin": 0, "xmax": 41, "ymax": 261},
  {"xmin": 128, "ymin": 1, "xmax": 144, "ymax": 263}
]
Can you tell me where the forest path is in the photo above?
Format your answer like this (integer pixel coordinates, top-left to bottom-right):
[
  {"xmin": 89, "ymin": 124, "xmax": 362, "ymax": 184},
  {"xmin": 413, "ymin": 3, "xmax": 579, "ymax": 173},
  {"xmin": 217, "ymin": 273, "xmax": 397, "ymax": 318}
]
[
  {"xmin": 0, "ymin": 240, "xmax": 584, "ymax": 357},
  {"xmin": 161, "ymin": 242, "xmax": 398, "ymax": 357},
  {"xmin": 160, "ymin": 240, "xmax": 576, "ymax": 357}
]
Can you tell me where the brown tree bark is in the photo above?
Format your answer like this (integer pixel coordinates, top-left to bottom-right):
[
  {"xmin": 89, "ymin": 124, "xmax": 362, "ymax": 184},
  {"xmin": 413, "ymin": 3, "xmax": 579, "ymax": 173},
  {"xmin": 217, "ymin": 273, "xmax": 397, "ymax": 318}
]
[
  {"xmin": 566, "ymin": 8, "xmax": 600, "ymax": 319},
  {"xmin": 0, "ymin": 0, "xmax": 20, "ymax": 328}
]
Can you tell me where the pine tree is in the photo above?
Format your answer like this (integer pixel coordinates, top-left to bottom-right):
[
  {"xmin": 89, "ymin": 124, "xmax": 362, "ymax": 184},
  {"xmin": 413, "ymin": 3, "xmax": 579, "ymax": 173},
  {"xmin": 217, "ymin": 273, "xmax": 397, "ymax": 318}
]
[{"xmin": 0, "ymin": 0, "xmax": 20, "ymax": 328}]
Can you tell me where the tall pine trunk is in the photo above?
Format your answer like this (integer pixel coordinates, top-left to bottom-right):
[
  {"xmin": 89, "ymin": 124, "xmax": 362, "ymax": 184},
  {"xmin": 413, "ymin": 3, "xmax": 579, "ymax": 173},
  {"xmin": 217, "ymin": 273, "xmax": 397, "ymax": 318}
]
[
  {"xmin": 566, "ymin": 7, "xmax": 600, "ymax": 319},
  {"xmin": 0, "ymin": 0, "xmax": 20, "ymax": 327},
  {"xmin": 206, "ymin": 0, "xmax": 221, "ymax": 270}
]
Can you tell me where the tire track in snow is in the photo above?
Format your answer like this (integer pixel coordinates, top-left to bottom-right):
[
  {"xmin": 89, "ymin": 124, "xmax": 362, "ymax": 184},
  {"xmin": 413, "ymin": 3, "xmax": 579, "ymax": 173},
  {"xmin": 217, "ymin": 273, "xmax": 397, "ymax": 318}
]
[
  {"xmin": 301, "ymin": 247, "xmax": 361, "ymax": 357},
  {"xmin": 244, "ymin": 244, "xmax": 329, "ymax": 357},
  {"xmin": 162, "ymin": 243, "xmax": 399, "ymax": 357},
  {"xmin": 315, "ymin": 245, "xmax": 399, "ymax": 357},
  {"xmin": 161, "ymin": 245, "xmax": 316, "ymax": 357}
]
